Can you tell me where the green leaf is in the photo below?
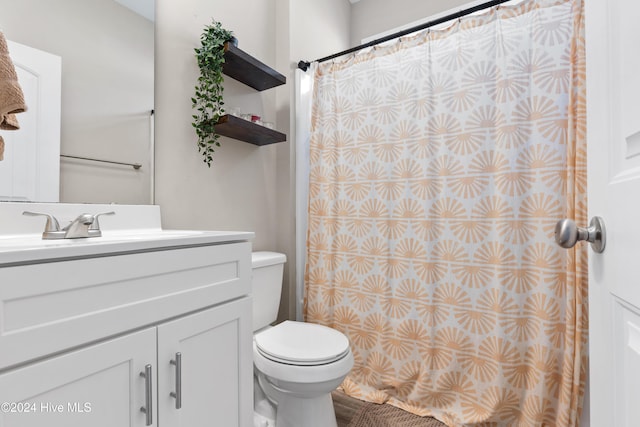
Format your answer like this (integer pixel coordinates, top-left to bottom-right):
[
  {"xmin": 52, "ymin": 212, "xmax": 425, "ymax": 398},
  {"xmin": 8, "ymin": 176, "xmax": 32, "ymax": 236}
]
[{"xmin": 191, "ymin": 19, "xmax": 234, "ymax": 167}]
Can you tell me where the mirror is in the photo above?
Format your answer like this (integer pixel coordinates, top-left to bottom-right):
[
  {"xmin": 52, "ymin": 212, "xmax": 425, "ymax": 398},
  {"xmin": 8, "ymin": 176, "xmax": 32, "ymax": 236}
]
[{"xmin": 0, "ymin": 0, "xmax": 154, "ymax": 204}]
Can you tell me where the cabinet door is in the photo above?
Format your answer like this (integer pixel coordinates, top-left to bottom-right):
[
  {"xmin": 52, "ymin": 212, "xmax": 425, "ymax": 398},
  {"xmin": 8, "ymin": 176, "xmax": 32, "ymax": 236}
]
[
  {"xmin": 0, "ymin": 328, "xmax": 157, "ymax": 427},
  {"xmin": 158, "ymin": 297, "xmax": 252, "ymax": 427}
]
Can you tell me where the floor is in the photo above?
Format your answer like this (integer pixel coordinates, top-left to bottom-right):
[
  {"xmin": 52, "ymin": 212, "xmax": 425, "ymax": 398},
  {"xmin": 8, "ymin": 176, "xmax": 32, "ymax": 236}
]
[{"xmin": 332, "ymin": 390, "xmax": 446, "ymax": 427}]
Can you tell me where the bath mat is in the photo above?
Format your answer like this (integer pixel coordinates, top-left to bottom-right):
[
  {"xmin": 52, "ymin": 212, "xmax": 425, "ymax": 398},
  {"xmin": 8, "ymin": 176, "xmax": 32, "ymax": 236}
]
[
  {"xmin": 348, "ymin": 403, "xmax": 446, "ymax": 427},
  {"xmin": 332, "ymin": 391, "xmax": 446, "ymax": 427}
]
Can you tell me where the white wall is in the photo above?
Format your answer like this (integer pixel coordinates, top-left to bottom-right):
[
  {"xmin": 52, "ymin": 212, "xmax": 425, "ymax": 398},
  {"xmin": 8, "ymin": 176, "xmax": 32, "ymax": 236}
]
[
  {"xmin": 155, "ymin": 0, "xmax": 281, "ymax": 255},
  {"xmin": 350, "ymin": 0, "xmax": 471, "ymax": 44},
  {"xmin": 0, "ymin": 0, "xmax": 154, "ymax": 204},
  {"xmin": 291, "ymin": 0, "xmax": 352, "ymax": 62}
]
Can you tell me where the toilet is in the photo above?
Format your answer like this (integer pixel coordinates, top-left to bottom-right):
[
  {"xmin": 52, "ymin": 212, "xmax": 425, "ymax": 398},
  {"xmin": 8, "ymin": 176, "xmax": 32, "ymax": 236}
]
[{"xmin": 251, "ymin": 251, "xmax": 354, "ymax": 427}]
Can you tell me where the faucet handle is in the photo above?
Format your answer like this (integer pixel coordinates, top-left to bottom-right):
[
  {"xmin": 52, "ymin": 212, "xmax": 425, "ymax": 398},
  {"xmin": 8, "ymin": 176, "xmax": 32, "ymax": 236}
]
[
  {"xmin": 88, "ymin": 211, "xmax": 115, "ymax": 236},
  {"xmin": 23, "ymin": 211, "xmax": 65, "ymax": 239}
]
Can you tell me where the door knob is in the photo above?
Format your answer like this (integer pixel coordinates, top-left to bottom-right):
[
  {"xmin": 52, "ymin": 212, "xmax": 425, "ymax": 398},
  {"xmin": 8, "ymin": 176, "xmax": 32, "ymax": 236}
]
[{"xmin": 554, "ymin": 216, "xmax": 606, "ymax": 253}]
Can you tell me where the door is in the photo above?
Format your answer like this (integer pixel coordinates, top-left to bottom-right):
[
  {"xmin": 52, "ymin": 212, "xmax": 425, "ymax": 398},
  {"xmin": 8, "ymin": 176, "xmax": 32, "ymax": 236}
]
[
  {"xmin": 0, "ymin": 328, "xmax": 157, "ymax": 427},
  {"xmin": 157, "ymin": 298, "xmax": 253, "ymax": 427},
  {"xmin": 586, "ymin": 0, "xmax": 640, "ymax": 426},
  {"xmin": 0, "ymin": 40, "xmax": 61, "ymax": 202}
]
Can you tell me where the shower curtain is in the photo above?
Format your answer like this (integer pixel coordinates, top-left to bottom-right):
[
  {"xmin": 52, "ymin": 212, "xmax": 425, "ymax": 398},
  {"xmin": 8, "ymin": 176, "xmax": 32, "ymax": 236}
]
[{"xmin": 303, "ymin": 0, "xmax": 587, "ymax": 425}]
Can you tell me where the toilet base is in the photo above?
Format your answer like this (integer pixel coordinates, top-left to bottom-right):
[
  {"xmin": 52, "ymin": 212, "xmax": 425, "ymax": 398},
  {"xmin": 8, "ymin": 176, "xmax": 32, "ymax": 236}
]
[
  {"xmin": 256, "ymin": 371, "xmax": 340, "ymax": 427},
  {"xmin": 254, "ymin": 411, "xmax": 275, "ymax": 427},
  {"xmin": 274, "ymin": 392, "xmax": 337, "ymax": 427}
]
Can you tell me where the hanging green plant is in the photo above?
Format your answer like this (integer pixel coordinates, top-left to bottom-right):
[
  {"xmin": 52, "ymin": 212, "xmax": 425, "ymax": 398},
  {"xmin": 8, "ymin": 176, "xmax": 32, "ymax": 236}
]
[{"xmin": 191, "ymin": 19, "xmax": 234, "ymax": 167}]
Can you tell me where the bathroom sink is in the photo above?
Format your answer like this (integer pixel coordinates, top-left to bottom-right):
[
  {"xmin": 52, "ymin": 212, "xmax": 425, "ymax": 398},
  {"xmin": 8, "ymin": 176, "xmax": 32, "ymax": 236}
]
[{"xmin": 0, "ymin": 202, "xmax": 254, "ymax": 266}]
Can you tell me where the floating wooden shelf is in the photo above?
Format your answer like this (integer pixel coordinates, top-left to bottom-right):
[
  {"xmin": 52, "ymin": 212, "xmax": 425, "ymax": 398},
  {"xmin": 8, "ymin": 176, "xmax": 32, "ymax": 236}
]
[
  {"xmin": 217, "ymin": 43, "xmax": 286, "ymax": 146},
  {"xmin": 222, "ymin": 43, "xmax": 286, "ymax": 91},
  {"xmin": 214, "ymin": 115, "xmax": 286, "ymax": 146}
]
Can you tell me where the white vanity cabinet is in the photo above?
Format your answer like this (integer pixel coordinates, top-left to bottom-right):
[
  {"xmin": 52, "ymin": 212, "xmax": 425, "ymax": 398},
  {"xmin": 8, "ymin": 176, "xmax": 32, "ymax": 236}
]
[
  {"xmin": 158, "ymin": 298, "xmax": 252, "ymax": 427},
  {"xmin": 0, "ymin": 237, "xmax": 253, "ymax": 427},
  {"xmin": 0, "ymin": 327, "xmax": 158, "ymax": 427}
]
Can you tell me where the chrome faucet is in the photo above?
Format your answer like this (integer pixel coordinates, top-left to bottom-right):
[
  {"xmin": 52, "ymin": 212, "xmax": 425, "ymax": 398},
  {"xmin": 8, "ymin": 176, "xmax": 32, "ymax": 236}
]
[
  {"xmin": 62, "ymin": 213, "xmax": 95, "ymax": 239},
  {"xmin": 23, "ymin": 211, "xmax": 116, "ymax": 239}
]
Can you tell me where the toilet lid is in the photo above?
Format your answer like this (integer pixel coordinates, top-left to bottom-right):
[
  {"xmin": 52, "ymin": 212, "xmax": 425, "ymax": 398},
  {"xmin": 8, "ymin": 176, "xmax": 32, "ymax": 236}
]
[{"xmin": 255, "ymin": 321, "xmax": 350, "ymax": 366}]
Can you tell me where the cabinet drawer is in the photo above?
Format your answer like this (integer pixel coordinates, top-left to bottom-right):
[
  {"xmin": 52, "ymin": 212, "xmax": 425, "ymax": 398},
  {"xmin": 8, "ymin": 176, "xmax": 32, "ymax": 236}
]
[{"xmin": 0, "ymin": 241, "xmax": 251, "ymax": 370}]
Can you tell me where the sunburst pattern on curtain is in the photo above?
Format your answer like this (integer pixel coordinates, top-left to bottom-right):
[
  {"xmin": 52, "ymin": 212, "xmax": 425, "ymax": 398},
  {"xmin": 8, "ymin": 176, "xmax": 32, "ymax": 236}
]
[{"xmin": 304, "ymin": 0, "xmax": 587, "ymax": 425}]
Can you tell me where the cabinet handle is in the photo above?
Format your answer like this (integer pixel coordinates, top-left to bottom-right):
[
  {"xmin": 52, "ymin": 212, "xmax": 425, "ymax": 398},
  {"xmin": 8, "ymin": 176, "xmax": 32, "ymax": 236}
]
[
  {"xmin": 170, "ymin": 352, "xmax": 182, "ymax": 409},
  {"xmin": 140, "ymin": 364, "xmax": 153, "ymax": 426}
]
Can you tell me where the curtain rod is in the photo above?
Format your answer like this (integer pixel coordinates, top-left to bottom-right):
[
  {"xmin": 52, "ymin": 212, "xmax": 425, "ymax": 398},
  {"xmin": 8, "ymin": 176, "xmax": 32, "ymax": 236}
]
[{"xmin": 297, "ymin": 0, "xmax": 512, "ymax": 71}]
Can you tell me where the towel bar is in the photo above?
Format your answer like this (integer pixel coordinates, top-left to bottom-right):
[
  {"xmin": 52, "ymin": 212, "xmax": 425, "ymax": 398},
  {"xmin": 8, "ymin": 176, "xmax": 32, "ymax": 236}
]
[{"xmin": 60, "ymin": 154, "xmax": 142, "ymax": 170}]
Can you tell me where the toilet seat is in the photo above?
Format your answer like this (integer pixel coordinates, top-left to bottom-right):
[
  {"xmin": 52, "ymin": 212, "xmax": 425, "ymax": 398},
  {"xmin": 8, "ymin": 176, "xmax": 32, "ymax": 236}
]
[{"xmin": 255, "ymin": 321, "xmax": 350, "ymax": 366}]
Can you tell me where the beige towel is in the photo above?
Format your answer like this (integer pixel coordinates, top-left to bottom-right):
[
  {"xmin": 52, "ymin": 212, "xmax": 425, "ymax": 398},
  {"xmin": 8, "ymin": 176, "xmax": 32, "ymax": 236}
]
[{"xmin": 0, "ymin": 31, "xmax": 27, "ymax": 160}]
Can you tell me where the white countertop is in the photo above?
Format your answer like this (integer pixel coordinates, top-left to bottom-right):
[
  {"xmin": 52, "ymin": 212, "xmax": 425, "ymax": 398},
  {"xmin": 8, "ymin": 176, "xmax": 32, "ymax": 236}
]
[
  {"xmin": 0, "ymin": 229, "xmax": 254, "ymax": 266},
  {"xmin": 0, "ymin": 202, "xmax": 254, "ymax": 266}
]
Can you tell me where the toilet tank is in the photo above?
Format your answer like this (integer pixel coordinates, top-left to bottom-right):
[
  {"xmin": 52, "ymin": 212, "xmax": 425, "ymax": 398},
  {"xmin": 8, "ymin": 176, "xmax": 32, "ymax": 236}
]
[{"xmin": 252, "ymin": 251, "xmax": 287, "ymax": 332}]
